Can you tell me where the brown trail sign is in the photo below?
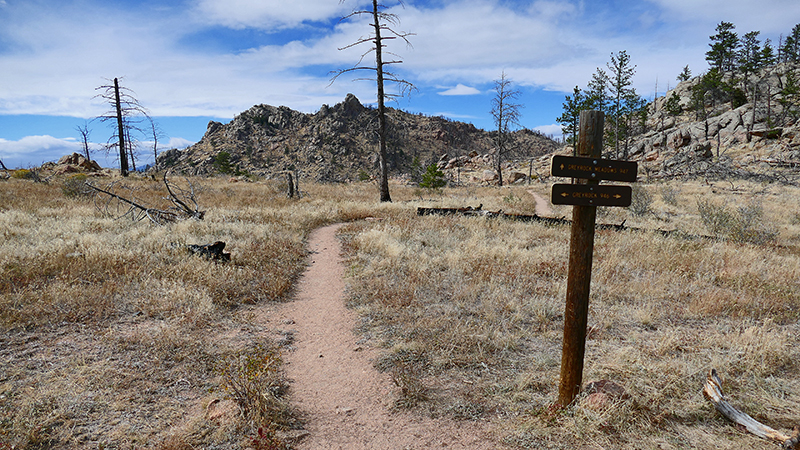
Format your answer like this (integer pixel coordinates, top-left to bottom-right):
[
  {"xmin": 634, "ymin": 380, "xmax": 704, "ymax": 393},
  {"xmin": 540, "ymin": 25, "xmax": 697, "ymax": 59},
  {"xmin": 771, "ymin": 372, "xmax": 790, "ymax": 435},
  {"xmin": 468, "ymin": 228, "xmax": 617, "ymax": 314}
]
[
  {"xmin": 551, "ymin": 184, "xmax": 632, "ymax": 207},
  {"xmin": 551, "ymin": 155, "xmax": 638, "ymax": 182},
  {"xmin": 555, "ymin": 110, "xmax": 638, "ymax": 407}
]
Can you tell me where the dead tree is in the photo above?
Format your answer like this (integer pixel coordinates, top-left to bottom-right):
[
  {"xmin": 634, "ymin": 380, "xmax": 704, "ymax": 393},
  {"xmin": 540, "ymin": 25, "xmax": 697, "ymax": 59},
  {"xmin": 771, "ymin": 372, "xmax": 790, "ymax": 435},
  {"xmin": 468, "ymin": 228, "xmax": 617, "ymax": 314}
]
[
  {"xmin": 490, "ymin": 71, "xmax": 523, "ymax": 186},
  {"xmin": 95, "ymin": 78, "xmax": 151, "ymax": 176},
  {"xmin": 332, "ymin": 0, "xmax": 415, "ymax": 203},
  {"xmin": 75, "ymin": 121, "xmax": 92, "ymax": 161},
  {"xmin": 704, "ymin": 369, "xmax": 799, "ymax": 449},
  {"xmin": 148, "ymin": 116, "xmax": 165, "ymax": 171},
  {"xmin": 86, "ymin": 171, "xmax": 204, "ymax": 225}
]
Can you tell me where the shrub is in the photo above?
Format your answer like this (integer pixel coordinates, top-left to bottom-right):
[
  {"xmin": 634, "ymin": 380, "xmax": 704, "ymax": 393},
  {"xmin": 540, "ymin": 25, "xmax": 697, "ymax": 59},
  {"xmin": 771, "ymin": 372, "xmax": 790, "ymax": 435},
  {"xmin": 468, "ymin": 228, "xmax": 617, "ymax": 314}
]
[
  {"xmin": 61, "ymin": 173, "xmax": 91, "ymax": 198},
  {"xmin": 217, "ymin": 344, "xmax": 292, "ymax": 429},
  {"xmin": 697, "ymin": 197, "xmax": 778, "ymax": 244},
  {"xmin": 628, "ymin": 184, "xmax": 653, "ymax": 216},
  {"xmin": 659, "ymin": 183, "xmax": 681, "ymax": 206},
  {"xmin": 11, "ymin": 169, "xmax": 35, "ymax": 180}
]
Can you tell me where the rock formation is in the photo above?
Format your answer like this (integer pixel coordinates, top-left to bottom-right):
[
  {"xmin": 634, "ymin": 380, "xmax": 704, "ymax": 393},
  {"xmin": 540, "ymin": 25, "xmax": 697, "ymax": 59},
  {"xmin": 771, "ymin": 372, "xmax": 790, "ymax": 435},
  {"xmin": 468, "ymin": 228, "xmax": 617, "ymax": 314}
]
[
  {"xmin": 157, "ymin": 94, "xmax": 559, "ymax": 182},
  {"xmin": 628, "ymin": 63, "xmax": 800, "ymax": 182}
]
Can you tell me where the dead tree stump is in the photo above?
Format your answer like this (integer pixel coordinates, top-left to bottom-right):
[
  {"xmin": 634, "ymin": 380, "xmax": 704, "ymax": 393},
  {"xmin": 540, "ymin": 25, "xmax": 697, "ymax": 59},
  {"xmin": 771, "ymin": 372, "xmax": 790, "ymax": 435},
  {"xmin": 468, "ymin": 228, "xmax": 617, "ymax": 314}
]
[{"xmin": 188, "ymin": 241, "xmax": 230, "ymax": 262}]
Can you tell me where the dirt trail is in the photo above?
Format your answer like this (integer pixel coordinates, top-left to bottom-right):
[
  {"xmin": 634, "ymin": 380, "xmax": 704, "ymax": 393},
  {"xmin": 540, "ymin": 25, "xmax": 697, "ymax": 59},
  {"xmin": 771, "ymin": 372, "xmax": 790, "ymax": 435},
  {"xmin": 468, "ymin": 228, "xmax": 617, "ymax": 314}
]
[
  {"xmin": 528, "ymin": 190, "xmax": 555, "ymax": 216},
  {"xmin": 276, "ymin": 224, "xmax": 499, "ymax": 449}
]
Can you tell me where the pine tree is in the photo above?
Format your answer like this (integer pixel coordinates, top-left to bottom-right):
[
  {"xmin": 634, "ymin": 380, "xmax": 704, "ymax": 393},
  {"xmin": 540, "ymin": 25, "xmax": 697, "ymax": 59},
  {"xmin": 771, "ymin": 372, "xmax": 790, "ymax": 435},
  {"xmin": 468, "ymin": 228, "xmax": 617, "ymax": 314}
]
[
  {"xmin": 706, "ymin": 21, "xmax": 740, "ymax": 72},
  {"xmin": 556, "ymin": 86, "xmax": 587, "ymax": 147},
  {"xmin": 607, "ymin": 51, "xmax": 637, "ymax": 159},
  {"xmin": 586, "ymin": 68, "xmax": 610, "ymax": 113},
  {"xmin": 760, "ymin": 39, "xmax": 777, "ymax": 66},
  {"xmin": 332, "ymin": 0, "xmax": 415, "ymax": 203},
  {"xmin": 677, "ymin": 65, "xmax": 692, "ymax": 82},
  {"xmin": 781, "ymin": 24, "xmax": 800, "ymax": 62}
]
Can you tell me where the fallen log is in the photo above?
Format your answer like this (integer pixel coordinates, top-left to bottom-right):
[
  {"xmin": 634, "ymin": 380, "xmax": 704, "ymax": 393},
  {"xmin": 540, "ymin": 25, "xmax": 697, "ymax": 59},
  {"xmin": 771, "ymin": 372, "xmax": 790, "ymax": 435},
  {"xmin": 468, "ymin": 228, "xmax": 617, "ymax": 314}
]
[
  {"xmin": 703, "ymin": 369, "xmax": 799, "ymax": 449},
  {"xmin": 417, "ymin": 206, "xmax": 713, "ymax": 239}
]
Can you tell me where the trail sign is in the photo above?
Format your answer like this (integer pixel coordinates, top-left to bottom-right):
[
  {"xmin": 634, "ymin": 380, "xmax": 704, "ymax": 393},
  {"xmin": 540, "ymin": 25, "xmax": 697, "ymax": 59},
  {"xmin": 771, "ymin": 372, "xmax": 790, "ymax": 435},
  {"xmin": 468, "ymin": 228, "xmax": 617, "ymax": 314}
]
[
  {"xmin": 551, "ymin": 155, "xmax": 638, "ymax": 182},
  {"xmin": 551, "ymin": 184, "xmax": 632, "ymax": 207}
]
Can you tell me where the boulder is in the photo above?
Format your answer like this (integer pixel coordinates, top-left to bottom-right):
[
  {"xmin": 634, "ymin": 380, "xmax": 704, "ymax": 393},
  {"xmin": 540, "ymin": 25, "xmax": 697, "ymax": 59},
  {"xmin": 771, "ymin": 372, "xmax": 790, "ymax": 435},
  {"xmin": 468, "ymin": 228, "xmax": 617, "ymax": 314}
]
[
  {"xmin": 481, "ymin": 170, "xmax": 498, "ymax": 183},
  {"xmin": 508, "ymin": 172, "xmax": 527, "ymax": 184}
]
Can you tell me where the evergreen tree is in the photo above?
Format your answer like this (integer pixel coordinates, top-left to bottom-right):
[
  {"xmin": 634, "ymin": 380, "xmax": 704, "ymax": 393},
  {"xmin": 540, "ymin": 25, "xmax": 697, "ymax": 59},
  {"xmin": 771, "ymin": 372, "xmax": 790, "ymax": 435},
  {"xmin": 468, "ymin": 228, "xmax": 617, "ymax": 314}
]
[
  {"xmin": 760, "ymin": 39, "xmax": 777, "ymax": 66},
  {"xmin": 419, "ymin": 163, "xmax": 446, "ymax": 189},
  {"xmin": 586, "ymin": 68, "xmax": 610, "ymax": 113},
  {"xmin": 781, "ymin": 23, "xmax": 800, "ymax": 62},
  {"xmin": 556, "ymin": 86, "xmax": 587, "ymax": 147},
  {"xmin": 738, "ymin": 31, "xmax": 762, "ymax": 75},
  {"xmin": 677, "ymin": 65, "xmax": 692, "ymax": 82},
  {"xmin": 706, "ymin": 21, "xmax": 740, "ymax": 72},
  {"xmin": 607, "ymin": 50, "xmax": 637, "ymax": 159},
  {"xmin": 664, "ymin": 92, "xmax": 683, "ymax": 116}
]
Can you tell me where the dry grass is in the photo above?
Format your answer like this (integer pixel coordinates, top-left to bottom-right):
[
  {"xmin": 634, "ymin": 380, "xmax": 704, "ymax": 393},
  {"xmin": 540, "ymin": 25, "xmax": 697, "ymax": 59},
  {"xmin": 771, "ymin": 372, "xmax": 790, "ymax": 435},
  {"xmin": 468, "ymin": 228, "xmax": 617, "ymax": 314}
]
[
  {"xmin": 0, "ymin": 175, "xmax": 400, "ymax": 449},
  {"xmin": 340, "ymin": 179, "xmax": 800, "ymax": 449},
  {"xmin": 2, "ymin": 174, "xmax": 799, "ymax": 449}
]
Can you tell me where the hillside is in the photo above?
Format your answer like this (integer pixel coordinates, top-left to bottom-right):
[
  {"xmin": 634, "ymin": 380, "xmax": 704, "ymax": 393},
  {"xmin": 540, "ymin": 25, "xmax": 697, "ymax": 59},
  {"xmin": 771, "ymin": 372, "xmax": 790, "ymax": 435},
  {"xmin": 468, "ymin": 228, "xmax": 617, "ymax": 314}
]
[
  {"xmin": 623, "ymin": 63, "xmax": 800, "ymax": 182},
  {"xmin": 157, "ymin": 94, "xmax": 559, "ymax": 182}
]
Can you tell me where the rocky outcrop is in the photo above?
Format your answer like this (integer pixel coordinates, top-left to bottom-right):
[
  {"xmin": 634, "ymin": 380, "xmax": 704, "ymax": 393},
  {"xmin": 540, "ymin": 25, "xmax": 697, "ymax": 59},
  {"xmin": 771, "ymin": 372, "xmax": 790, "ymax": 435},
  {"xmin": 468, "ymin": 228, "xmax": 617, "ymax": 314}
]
[
  {"xmin": 55, "ymin": 152, "xmax": 102, "ymax": 173},
  {"xmin": 630, "ymin": 63, "xmax": 800, "ymax": 180},
  {"xmin": 158, "ymin": 94, "xmax": 559, "ymax": 182}
]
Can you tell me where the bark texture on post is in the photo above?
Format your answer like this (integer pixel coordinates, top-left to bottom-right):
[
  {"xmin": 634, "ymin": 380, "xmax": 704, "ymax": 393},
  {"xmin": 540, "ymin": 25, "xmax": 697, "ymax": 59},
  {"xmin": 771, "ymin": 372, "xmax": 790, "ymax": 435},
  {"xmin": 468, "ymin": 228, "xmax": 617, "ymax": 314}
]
[
  {"xmin": 114, "ymin": 78, "xmax": 128, "ymax": 177},
  {"xmin": 558, "ymin": 110, "xmax": 604, "ymax": 407}
]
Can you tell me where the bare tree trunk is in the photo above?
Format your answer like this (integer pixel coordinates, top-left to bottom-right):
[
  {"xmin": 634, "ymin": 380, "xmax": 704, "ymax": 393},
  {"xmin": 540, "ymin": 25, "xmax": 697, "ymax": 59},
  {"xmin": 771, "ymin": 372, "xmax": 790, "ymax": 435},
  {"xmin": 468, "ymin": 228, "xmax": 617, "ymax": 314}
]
[
  {"xmin": 0, "ymin": 158, "xmax": 8, "ymax": 172},
  {"xmin": 373, "ymin": 0, "xmax": 391, "ymax": 203},
  {"xmin": 114, "ymin": 78, "xmax": 129, "ymax": 177},
  {"xmin": 286, "ymin": 172, "xmax": 295, "ymax": 198}
]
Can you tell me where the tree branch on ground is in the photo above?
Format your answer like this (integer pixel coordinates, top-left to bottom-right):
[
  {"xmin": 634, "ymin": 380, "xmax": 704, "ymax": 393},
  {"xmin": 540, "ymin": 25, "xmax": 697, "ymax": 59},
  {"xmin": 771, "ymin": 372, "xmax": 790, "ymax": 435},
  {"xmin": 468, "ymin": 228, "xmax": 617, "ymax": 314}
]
[
  {"xmin": 704, "ymin": 369, "xmax": 799, "ymax": 449},
  {"xmin": 86, "ymin": 171, "xmax": 204, "ymax": 225}
]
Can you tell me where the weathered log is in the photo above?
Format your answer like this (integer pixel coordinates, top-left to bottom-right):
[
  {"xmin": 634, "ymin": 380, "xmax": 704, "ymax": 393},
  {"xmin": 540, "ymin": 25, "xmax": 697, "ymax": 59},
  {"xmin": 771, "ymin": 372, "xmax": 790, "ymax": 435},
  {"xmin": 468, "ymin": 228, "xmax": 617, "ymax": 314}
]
[
  {"xmin": 188, "ymin": 241, "xmax": 230, "ymax": 262},
  {"xmin": 703, "ymin": 369, "xmax": 798, "ymax": 449},
  {"xmin": 417, "ymin": 206, "xmax": 714, "ymax": 239}
]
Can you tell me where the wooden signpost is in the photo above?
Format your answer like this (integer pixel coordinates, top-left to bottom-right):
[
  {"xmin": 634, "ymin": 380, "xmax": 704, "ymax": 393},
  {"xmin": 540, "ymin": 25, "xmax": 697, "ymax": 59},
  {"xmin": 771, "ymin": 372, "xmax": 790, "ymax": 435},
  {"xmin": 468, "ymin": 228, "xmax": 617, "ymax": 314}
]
[{"xmin": 553, "ymin": 110, "xmax": 638, "ymax": 407}]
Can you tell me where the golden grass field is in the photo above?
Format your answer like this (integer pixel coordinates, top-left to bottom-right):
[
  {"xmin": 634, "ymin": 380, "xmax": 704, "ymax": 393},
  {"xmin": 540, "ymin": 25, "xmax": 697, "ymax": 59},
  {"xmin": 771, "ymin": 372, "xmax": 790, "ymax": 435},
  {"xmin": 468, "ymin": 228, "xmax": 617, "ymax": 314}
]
[{"xmin": 1, "ymin": 172, "xmax": 798, "ymax": 449}]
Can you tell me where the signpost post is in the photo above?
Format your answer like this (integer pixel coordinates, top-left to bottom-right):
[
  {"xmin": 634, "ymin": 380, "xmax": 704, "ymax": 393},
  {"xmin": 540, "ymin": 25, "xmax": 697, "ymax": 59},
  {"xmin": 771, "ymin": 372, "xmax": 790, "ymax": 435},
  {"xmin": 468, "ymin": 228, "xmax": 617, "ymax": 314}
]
[{"xmin": 554, "ymin": 110, "xmax": 638, "ymax": 407}]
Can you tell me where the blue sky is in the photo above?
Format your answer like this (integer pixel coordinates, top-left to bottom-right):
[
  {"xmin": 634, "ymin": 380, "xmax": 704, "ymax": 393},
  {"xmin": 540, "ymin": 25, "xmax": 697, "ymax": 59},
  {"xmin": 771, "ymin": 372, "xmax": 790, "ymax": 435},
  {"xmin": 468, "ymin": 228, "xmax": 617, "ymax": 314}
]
[{"xmin": 1, "ymin": 0, "xmax": 799, "ymax": 169}]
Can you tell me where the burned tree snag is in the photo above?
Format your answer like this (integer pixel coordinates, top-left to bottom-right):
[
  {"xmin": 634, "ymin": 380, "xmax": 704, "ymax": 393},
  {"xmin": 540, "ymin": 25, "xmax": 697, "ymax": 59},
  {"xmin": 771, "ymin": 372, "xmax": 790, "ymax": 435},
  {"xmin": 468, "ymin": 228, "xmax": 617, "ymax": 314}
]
[
  {"xmin": 114, "ymin": 78, "xmax": 128, "ymax": 177},
  {"xmin": 188, "ymin": 241, "xmax": 230, "ymax": 262},
  {"xmin": 286, "ymin": 171, "xmax": 295, "ymax": 198}
]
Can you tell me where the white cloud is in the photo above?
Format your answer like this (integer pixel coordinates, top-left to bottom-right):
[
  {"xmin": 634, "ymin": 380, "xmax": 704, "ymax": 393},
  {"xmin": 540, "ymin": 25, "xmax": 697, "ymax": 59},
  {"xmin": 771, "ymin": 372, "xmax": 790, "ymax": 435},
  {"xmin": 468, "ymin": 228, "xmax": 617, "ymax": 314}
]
[
  {"xmin": 645, "ymin": 0, "xmax": 800, "ymax": 34},
  {"xmin": 195, "ymin": 0, "xmax": 350, "ymax": 29},
  {"xmin": 438, "ymin": 84, "xmax": 482, "ymax": 96},
  {"xmin": 167, "ymin": 137, "xmax": 195, "ymax": 149},
  {"xmin": 0, "ymin": 136, "xmax": 81, "ymax": 168},
  {"xmin": 533, "ymin": 124, "xmax": 562, "ymax": 138}
]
